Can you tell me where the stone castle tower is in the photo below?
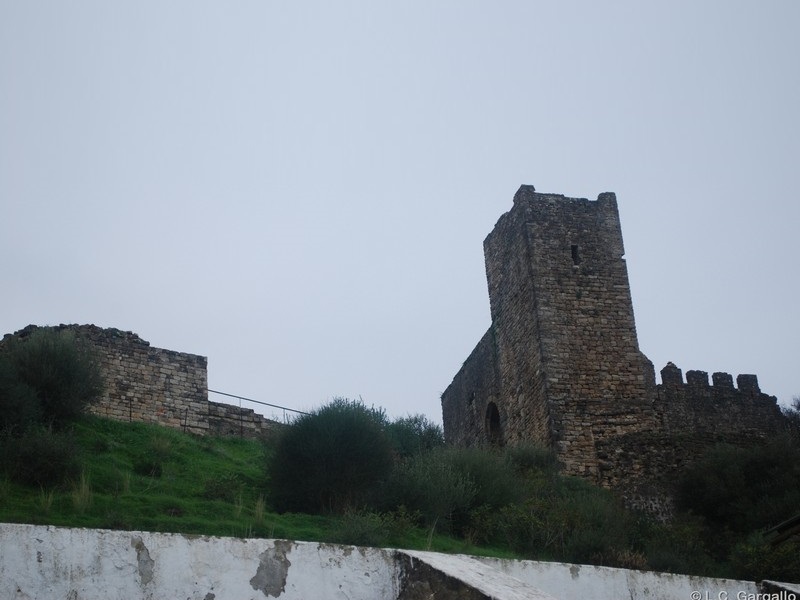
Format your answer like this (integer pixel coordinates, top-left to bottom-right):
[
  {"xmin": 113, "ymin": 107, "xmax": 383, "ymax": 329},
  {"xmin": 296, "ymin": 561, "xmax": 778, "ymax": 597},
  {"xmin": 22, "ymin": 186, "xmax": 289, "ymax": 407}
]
[{"xmin": 441, "ymin": 186, "xmax": 788, "ymax": 490}]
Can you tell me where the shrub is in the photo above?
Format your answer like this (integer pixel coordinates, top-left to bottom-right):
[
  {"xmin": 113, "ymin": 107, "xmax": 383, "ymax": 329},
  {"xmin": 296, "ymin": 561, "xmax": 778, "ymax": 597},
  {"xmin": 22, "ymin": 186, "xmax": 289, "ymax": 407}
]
[
  {"xmin": 554, "ymin": 478, "xmax": 637, "ymax": 565},
  {"xmin": 385, "ymin": 445, "xmax": 550, "ymax": 538},
  {"xmin": 503, "ymin": 443, "xmax": 559, "ymax": 475},
  {"xmin": 460, "ymin": 469, "xmax": 640, "ymax": 566},
  {"xmin": 330, "ymin": 510, "xmax": 390, "ymax": 547},
  {"xmin": 445, "ymin": 446, "xmax": 524, "ymax": 511},
  {"xmin": 268, "ymin": 398, "xmax": 393, "ymax": 514},
  {"xmin": 0, "ymin": 426, "xmax": 81, "ymax": 487},
  {"xmin": 386, "ymin": 448, "xmax": 476, "ymax": 532},
  {"xmin": 385, "ymin": 414, "xmax": 444, "ymax": 459},
  {"xmin": 0, "ymin": 358, "xmax": 41, "ymax": 431},
  {"xmin": 0, "ymin": 328, "xmax": 103, "ymax": 429},
  {"xmin": 676, "ymin": 439, "xmax": 800, "ymax": 534},
  {"xmin": 642, "ymin": 515, "xmax": 720, "ymax": 576},
  {"xmin": 730, "ymin": 534, "xmax": 800, "ymax": 582}
]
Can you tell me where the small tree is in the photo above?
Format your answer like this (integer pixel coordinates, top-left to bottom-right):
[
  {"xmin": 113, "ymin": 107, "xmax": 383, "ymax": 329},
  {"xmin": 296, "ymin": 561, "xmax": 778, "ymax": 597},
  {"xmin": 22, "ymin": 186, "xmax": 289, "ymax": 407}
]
[
  {"xmin": 0, "ymin": 327, "xmax": 103, "ymax": 429},
  {"xmin": 267, "ymin": 398, "xmax": 393, "ymax": 514}
]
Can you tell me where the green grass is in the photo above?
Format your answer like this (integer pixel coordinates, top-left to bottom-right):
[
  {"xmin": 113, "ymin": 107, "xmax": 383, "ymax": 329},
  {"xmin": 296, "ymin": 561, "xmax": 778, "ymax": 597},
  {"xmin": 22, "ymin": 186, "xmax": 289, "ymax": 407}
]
[
  {"xmin": 9, "ymin": 415, "xmax": 791, "ymax": 580},
  {"xmin": 0, "ymin": 415, "xmax": 514, "ymax": 558}
]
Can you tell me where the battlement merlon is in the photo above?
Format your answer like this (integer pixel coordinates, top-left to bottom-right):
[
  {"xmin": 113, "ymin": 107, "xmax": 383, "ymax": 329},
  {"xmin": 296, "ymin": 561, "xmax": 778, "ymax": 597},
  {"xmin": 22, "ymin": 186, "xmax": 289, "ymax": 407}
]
[{"xmin": 659, "ymin": 362, "xmax": 763, "ymax": 394}]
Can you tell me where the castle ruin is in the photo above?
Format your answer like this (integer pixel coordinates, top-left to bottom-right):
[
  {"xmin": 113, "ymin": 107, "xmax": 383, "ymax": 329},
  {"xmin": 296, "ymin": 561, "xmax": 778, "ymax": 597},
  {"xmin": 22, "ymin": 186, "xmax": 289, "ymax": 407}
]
[
  {"xmin": 441, "ymin": 185, "xmax": 790, "ymax": 513},
  {"xmin": 2, "ymin": 324, "xmax": 279, "ymax": 439}
]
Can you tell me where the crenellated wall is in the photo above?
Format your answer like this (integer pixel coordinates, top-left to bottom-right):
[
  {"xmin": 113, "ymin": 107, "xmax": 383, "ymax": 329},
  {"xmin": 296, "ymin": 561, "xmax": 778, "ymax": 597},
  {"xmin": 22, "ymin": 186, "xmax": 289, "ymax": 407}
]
[
  {"xmin": 654, "ymin": 362, "xmax": 787, "ymax": 441},
  {"xmin": 595, "ymin": 362, "xmax": 792, "ymax": 519},
  {"xmin": 2, "ymin": 324, "xmax": 280, "ymax": 439}
]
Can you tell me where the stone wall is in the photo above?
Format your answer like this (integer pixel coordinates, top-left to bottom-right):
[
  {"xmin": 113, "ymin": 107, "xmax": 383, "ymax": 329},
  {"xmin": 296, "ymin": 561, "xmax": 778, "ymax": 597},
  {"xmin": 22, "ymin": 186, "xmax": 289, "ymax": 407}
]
[
  {"xmin": 2, "ymin": 324, "xmax": 279, "ymax": 438},
  {"xmin": 441, "ymin": 329, "xmax": 501, "ymax": 446},
  {"xmin": 207, "ymin": 400, "xmax": 280, "ymax": 438},
  {"xmin": 654, "ymin": 363, "xmax": 788, "ymax": 441}
]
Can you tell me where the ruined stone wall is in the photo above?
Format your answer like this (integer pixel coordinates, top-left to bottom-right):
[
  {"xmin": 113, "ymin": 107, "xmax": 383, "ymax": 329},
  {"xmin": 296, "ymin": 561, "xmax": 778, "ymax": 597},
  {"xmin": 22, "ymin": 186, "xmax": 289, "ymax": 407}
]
[
  {"xmin": 654, "ymin": 363, "xmax": 788, "ymax": 440},
  {"xmin": 3, "ymin": 324, "xmax": 278, "ymax": 438},
  {"xmin": 441, "ymin": 329, "xmax": 501, "ymax": 446},
  {"xmin": 207, "ymin": 400, "xmax": 281, "ymax": 438}
]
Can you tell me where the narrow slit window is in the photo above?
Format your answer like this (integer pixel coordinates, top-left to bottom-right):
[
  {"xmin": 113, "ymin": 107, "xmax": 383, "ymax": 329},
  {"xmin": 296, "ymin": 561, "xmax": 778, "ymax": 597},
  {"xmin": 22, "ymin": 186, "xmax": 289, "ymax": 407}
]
[{"xmin": 571, "ymin": 244, "xmax": 581, "ymax": 265}]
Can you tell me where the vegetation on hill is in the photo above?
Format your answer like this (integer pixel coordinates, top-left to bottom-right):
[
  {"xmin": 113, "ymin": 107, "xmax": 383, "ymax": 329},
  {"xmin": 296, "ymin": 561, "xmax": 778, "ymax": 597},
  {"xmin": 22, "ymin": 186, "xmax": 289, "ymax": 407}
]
[
  {"xmin": 0, "ymin": 327, "xmax": 102, "ymax": 431},
  {"xmin": 0, "ymin": 336, "xmax": 798, "ymax": 583}
]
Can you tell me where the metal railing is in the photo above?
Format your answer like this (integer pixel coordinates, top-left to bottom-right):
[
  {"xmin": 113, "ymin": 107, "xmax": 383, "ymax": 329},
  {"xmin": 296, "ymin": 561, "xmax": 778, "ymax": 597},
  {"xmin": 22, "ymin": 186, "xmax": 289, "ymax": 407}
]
[{"xmin": 207, "ymin": 389, "xmax": 309, "ymax": 425}]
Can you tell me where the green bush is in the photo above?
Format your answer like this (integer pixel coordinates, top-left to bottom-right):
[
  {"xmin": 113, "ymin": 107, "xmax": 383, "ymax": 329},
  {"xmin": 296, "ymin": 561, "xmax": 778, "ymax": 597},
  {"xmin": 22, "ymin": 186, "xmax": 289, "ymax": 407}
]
[
  {"xmin": 268, "ymin": 398, "xmax": 393, "ymax": 514},
  {"xmin": 385, "ymin": 448, "xmax": 476, "ymax": 532},
  {"xmin": 0, "ymin": 426, "xmax": 81, "ymax": 487},
  {"xmin": 0, "ymin": 358, "xmax": 41, "ymax": 431},
  {"xmin": 0, "ymin": 328, "xmax": 103, "ymax": 429},
  {"xmin": 385, "ymin": 414, "xmax": 444, "ymax": 459},
  {"xmin": 330, "ymin": 510, "xmax": 390, "ymax": 547},
  {"xmin": 676, "ymin": 439, "xmax": 800, "ymax": 533},
  {"xmin": 385, "ymin": 446, "xmax": 526, "ymax": 534},
  {"xmin": 503, "ymin": 443, "xmax": 559, "ymax": 475},
  {"xmin": 446, "ymin": 447, "xmax": 525, "ymax": 510},
  {"xmin": 730, "ymin": 534, "xmax": 800, "ymax": 582},
  {"xmin": 460, "ymin": 470, "xmax": 641, "ymax": 567},
  {"xmin": 554, "ymin": 478, "xmax": 637, "ymax": 565},
  {"xmin": 641, "ymin": 515, "xmax": 721, "ymax": 576}
]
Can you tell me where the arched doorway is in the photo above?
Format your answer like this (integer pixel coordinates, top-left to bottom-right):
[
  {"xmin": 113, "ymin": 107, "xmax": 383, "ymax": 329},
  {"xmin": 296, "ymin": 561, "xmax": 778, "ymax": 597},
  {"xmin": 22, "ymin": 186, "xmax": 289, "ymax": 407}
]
[{"xmin": 485, "ymin": 402, "xmax": 503, "ymax": 446}]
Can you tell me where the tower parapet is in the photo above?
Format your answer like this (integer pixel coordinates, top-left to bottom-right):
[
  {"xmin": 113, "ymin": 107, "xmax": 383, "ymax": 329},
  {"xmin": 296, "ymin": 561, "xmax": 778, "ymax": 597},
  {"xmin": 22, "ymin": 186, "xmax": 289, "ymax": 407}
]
[{"xmin": 654, "ymin": 362, "xmax": 783, "ymax": 439}]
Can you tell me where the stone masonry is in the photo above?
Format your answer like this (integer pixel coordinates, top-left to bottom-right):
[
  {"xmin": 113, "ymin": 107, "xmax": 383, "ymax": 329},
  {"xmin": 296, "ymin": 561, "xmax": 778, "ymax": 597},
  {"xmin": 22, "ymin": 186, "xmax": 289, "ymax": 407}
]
[
  {"xmin": 442, "ymin": 185, "xmax": 792, "ymax": 513},
  {"xmin": 2, "ymin": 324, "xmax": 279, "ymax": 438}
]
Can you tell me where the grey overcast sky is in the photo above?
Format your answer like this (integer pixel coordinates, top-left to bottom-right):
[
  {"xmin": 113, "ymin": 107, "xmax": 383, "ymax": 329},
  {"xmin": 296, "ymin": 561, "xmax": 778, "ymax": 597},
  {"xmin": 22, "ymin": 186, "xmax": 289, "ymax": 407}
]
[{"xmin": 2, "ymin": 1, "xmax": 798, "ymax": 423}]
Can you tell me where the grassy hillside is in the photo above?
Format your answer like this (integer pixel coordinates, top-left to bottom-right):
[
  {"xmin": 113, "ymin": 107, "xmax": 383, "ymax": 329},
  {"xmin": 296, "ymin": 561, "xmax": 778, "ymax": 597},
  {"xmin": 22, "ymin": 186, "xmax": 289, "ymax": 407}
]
[
  {"xmin": 2, "ymin": 414, "xmax": 798, "ymax": 582},
  {"xmin": 0, "ymin": 415, "xmax": 513, "ymax": 557}
]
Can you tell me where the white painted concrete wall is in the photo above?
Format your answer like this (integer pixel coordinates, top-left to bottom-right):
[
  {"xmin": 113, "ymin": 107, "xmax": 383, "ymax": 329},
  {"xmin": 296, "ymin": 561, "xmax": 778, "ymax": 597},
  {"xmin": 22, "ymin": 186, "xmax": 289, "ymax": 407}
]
[
  {"xmin": 0, "ymin": 523, "xmax": 398, "ymax": 600},
  {"xmin": 474, "ymin": 555, "xmax": 760, "ymax": 600},
  {"xmin": 0, "ymin": 523, "xmax": 767, "ymax": 600}
]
